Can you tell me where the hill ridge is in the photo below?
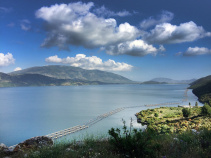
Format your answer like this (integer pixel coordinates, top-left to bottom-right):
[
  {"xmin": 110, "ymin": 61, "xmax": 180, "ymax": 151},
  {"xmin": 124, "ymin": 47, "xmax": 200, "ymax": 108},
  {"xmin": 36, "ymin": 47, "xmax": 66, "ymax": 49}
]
[{"xmin": 10, "ymin": 65, "xmax": 132, "ymax": 84}]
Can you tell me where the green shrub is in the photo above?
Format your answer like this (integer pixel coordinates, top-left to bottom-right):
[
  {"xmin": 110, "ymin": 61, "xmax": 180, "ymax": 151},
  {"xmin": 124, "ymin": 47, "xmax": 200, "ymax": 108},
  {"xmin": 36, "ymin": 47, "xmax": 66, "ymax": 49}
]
[
  {"xmin": 201, "ymin": 103, "xmax": 211, "ymax": 116},
  {"xmin": 154, "ymin": 113, "xmax": 159, "ymax": 117},
  {"xmin": 108, "ymin": 119, "xmax": 158, "ymax": 157},
  {"xmin": 182, "ymin": 108, "xmax": 191, "ymax": 117}
]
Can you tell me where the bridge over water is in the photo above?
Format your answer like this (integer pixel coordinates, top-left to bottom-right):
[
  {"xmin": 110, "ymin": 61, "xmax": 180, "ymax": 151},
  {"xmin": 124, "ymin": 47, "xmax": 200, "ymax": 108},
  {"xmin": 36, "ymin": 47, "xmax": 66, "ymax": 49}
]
[{"xmin": 9, "ymin": 89, "xmax": 189, "ymax": 149}]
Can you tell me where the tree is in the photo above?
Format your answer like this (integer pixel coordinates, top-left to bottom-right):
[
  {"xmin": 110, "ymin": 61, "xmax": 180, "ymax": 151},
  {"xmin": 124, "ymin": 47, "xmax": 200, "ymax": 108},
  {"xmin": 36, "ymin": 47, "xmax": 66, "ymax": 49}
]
[
  {"xmin": 182, "ymin": 108, "xmax": 191, "ymax": 118},
  {"xmin": 201, "ymin": 103, "xmax": 211, "ymax": 116},
  {"xmin": 195, "ymin": 101, "xmax": 198, "ymax": 107}
]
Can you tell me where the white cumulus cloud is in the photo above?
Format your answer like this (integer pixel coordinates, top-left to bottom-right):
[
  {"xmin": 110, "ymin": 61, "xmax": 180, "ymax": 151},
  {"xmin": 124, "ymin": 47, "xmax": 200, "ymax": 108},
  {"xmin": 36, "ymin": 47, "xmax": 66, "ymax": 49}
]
[
  {"xmin": 14, "ymin": 67, "xmax": 22, "ymax": 71},
  {"xmin": 35, "ymin": 2, "xmax": 140, "ymax": 51},
  {"xmin": 178, "ymin": 47, "xmax": 211, "ymax": 56},
  {"xmin": 143, "ymin": 21, "xmax": 211, "ymax": 44},
  {"xmin": 0, "ymin": 52, "xmax": 15, "ymax": 66},
  {"xmin": 45, "ymin": 54, "xmax": 133, "ymax": 71},
  {"xmin": 140, "ymin": 11, "xmax": 174, "ymax": 29},
  {"xmin": 105, "ymin": 40, "xmax": 160, "ymax": 56},
  {"xmin": 36, "ymin": 2, "xmax": 211, "ymax": 56}
]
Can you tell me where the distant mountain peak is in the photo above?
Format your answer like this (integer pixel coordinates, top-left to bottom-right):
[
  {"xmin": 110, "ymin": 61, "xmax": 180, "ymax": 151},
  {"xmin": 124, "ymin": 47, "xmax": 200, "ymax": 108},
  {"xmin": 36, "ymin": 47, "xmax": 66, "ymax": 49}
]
[
  {"xmin": 147, "ymin": 77, "xmax": 196, "ymax": 84},
  {"xmin": 9, "ymin": 65, "xmax": 133, "ymax": 84}
]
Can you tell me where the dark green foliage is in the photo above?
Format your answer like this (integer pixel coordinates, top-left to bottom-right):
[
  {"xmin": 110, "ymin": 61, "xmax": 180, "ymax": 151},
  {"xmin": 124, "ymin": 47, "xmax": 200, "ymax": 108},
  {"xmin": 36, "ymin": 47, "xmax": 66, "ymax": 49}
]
[
  {"xmin": 6, "ymin": 124, "xmax": 211, "ymax": 158},
  {"xmin": 189, "ymin": 75, "xmax": 211, "ymax": 89},
  {"xmin": 108, "ymin": 119, "xmax": 158, "ymax": 158},
  {"xmin": 182, "ymin": 108, "xmax": 191, "ymax": 117},
  {"xmin": 202, "ymin": 103, "xmax": 211, "ymax": 116},
  {"xmin": 108, "ymin": 120, "xmax": 211, "ymax": 158},
  {"xmin": 154, "ymin": 113, "xmax": 159, "ymax": 117},
  {"xmin": 189, "ymin": 75, "xmax": 211, "ymax": 104},
  {"xmin": 195, "ymin": 101, "xmax": 198, "ymax": 107}
]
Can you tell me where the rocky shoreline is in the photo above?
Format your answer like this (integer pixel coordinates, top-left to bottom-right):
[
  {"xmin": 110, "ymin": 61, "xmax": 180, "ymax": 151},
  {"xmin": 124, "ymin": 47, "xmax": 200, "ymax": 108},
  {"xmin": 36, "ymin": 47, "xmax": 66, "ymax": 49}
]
[{"xmin": 0, "ymin": 136, "xmax": 53, "ymax": 157}]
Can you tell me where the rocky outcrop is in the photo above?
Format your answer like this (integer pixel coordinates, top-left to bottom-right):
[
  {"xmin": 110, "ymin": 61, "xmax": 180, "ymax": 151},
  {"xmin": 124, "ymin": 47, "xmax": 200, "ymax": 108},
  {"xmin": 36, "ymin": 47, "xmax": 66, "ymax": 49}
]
[
  {"xmin": 13, "ymin": 136, "xmax": 53, "ymax": 152},
  {"xmin": 0, "ymin": 143, "xmax": 13, "ymax": 156},
  {"xmin": 0, "ymin": 136, "xmax": 53, "ymax": 157}
]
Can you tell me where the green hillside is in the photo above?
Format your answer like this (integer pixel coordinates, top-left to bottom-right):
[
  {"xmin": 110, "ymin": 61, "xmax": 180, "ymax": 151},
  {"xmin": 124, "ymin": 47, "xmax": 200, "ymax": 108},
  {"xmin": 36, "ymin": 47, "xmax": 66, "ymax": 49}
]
[
  {"xmin": 0, "ymin": 73, "xmax": 105, "ymax": 87},
  {"xmin": 10, "ymin": 65, "xmax": 132, "ymax": 84},
  {"xmin": 189, "ymin": 75, "xmax": 211, "ymax": 104}
]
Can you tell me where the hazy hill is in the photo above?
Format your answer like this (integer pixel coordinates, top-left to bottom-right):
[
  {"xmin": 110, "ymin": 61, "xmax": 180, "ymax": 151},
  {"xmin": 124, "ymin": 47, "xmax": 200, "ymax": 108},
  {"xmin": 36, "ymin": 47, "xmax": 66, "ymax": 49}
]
[
  {"xmin": 0, "ymin": 72, "xmax": 105, "ymax": 87},
  {"xmin": 189, "ymin": 75, "xmax": 211, "ymax": 103},
  {"xmin": 141, "ymin": 81, "xmax": 167, "ymax": 84},
  {"xmin": 10, "ymin": 65, "xmax": 132, "ymax": 84},
  {"xmin": 149, "ymin": 78, "xmax": 196, "ymax": 84}
]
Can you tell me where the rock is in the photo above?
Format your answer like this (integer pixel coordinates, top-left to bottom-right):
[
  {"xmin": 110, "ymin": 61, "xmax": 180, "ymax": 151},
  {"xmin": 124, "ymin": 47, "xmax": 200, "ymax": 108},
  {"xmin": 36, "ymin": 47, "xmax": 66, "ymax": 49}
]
[
  {"xmin": 0, "ymin": 143, "xmax": 13, "ymax": 155},
  {"xmin": 191, "ymin": 129, "xmax": 200, "ymax": 134},
  {"xmin": 0, "ymin": 143, "xmax": 7, "ymax": 149},
  {"xmin": 173, "ymin": 138, "xmax": 179, "ymax": 141},
  {"xmin": 65, "ymin": 147, "xmax": 74, "ymax": 152},
  {"xmin": 13, "ymin": 136, "xmax": 53, "ymax": 152},
  {"xmin": 66, "ymin": 148, "xmax": 71, "ymax": 151}
]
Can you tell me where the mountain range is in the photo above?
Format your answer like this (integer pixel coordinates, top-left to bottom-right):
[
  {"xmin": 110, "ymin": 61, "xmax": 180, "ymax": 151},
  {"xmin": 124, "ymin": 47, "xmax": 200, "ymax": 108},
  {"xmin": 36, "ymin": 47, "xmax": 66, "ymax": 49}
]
[
  {"xmin": 10, "ymin": 65, "xmax": 132, "ymax": 84},
  {"xmin": 0, "ymin": 65, "xmax": 133, "ymax": 87},
  {"xmin": 0, "ymin": 65, "xmax": 200, "ymax": 88},
  {"xmin": 142, "ymin": 78, "xmax": 196, "ymax": 84}
]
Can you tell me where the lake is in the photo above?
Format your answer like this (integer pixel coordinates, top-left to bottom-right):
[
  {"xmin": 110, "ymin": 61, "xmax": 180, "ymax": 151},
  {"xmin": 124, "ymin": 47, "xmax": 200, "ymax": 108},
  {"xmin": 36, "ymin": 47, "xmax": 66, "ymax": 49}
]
[{"xmin": 0, "ymin": 84, "xmax": 201, "ymax": 146}]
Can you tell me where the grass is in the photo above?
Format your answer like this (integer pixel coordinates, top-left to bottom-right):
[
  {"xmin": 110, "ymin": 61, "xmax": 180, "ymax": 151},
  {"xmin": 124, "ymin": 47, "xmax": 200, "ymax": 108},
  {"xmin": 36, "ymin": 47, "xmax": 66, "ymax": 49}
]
[
  {"xmin": 12, "ymin": 136, "xmax": 120, "ymax": 158},
  {"xmin": 136, "ymin": 106, "xmax": 211, "ymax": 133},
  {"xmin": 2, "ymin": 121, "xmax": 210, "ymax": 158}
]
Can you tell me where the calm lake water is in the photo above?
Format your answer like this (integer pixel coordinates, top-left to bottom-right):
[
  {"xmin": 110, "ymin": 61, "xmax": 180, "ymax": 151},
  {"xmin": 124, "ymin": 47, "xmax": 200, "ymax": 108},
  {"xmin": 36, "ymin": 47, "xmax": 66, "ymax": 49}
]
[{"xmin": 0, "ymin": 84, "xmax": 201, "ymax": 146}]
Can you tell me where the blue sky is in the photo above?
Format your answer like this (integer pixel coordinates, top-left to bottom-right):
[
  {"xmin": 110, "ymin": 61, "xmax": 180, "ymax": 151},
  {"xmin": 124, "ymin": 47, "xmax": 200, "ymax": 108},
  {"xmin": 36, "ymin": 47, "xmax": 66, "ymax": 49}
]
[{"xmin": 0, "ymin": 0, "xmax": 211, "ymax": 81}]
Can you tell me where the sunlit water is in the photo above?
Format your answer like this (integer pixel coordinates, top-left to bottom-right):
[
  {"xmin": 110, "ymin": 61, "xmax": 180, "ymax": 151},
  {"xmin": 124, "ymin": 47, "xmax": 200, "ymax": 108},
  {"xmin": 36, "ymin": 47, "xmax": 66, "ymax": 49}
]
[{"xmin": 0, "ymin": 84, "xmax": 202, "ymax": 146}]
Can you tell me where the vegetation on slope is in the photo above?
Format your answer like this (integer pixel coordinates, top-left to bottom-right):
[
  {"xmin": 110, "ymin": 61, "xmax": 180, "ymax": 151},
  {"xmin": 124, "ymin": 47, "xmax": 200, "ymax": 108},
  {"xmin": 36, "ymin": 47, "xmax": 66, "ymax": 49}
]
[
  {"xmin": 9, "ymin": 65, "xmax": 133, "ymax": 84},
  {"xmin": 2, "ymin": 122, "xmax": 210, "ymax": 158},
  {"xmin": 136, "ymin": 106, "xmax": 211, "ymax": 133},
  {"xmin": 189, "ymin": 75, "xmax": 211, "ymax": 104},
  {"xmin": 0, "ymin": 73, "xmax": 105, "ymax": 87}
]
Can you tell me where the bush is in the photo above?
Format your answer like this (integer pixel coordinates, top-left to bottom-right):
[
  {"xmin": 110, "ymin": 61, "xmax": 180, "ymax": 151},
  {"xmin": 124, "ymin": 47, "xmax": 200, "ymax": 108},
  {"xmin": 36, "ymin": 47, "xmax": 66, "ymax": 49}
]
[
  {"xmin": 108, "ymin": 119, "xmax": 158, "ymax": 157},
  {"xmin": 154, "ymin": 113, "xmax": 159, "ymax": 117},
  {"xmin": 201, "ymin": 103, "xmax": 211, "ymax": 116},
  {"xmin": 182, "ymin": 108, "xmax": 191, "ymax": 118}
]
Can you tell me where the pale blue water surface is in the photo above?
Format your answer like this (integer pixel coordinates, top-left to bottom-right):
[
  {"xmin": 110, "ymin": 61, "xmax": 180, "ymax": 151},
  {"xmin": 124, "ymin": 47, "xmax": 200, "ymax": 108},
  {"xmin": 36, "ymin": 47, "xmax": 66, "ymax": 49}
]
[{"xmin": 0, "ymin": 84, "xmax": 201, "ymax": 146}]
